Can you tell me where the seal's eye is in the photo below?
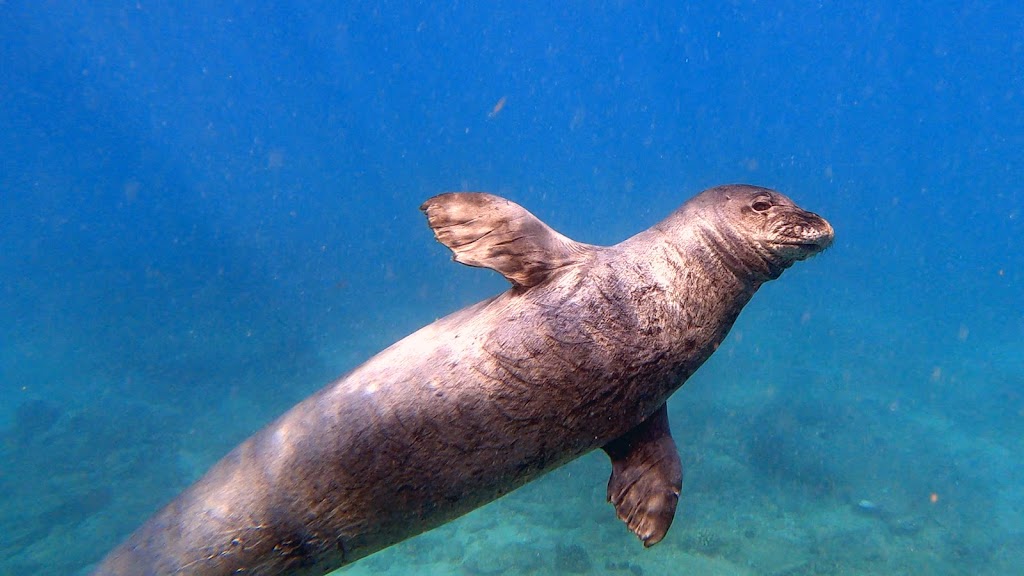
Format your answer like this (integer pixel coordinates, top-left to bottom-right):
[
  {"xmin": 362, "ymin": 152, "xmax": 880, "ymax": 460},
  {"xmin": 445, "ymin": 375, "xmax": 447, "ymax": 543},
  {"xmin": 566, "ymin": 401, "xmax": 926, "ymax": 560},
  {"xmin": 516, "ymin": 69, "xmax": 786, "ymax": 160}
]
[{"xmin": 751, "ymin": 198, "xmax": 772, "ymax": 213}]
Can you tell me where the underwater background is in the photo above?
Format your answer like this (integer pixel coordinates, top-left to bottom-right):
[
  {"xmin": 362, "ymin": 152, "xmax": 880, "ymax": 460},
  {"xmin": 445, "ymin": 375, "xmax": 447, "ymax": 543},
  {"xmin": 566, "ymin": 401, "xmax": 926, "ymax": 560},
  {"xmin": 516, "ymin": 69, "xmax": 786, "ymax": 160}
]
[{"xmin": 1, "ymin": 1, "xmax": 1022, "ymax": 574}]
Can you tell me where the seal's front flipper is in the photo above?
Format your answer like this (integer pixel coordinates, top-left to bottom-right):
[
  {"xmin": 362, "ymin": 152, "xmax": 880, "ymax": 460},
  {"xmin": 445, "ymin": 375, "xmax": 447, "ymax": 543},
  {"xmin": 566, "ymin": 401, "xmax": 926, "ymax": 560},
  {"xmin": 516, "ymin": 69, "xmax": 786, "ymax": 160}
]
[
  {"xmin": 602, "ymin": 403, "xmax": 682, "ymax": 547},
  {"xmin": 420, "ymin": 193, "xmax": 593, "ymax": 288}
]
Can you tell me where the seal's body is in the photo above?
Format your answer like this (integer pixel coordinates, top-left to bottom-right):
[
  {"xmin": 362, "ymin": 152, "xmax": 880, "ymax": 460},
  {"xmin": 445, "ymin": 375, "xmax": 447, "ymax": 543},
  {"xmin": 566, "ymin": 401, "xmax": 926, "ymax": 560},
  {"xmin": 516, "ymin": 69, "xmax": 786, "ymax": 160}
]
[{"xmin": 92, "ymin": 185, "xmax": 833, "ymax": 576}]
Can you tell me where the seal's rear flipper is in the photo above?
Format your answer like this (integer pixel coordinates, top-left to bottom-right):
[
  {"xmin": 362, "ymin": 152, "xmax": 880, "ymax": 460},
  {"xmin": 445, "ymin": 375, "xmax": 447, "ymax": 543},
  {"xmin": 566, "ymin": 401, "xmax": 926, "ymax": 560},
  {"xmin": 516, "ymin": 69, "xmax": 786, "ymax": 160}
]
[
  {"xmin": 602, "ymin": 403, "xmax": 682, "ymax": 547},
  {"xmin": 421, "ymin": 193, "xmax": 592, "ymax": 288}
]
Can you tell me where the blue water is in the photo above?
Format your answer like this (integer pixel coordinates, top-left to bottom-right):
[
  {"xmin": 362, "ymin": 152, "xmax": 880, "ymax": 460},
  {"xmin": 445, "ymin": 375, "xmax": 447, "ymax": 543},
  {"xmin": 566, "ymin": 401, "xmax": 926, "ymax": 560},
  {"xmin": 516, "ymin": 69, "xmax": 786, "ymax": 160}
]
[{"xmin": 2, "ymin": 2, "xmax": 1022, "ymax": 574}]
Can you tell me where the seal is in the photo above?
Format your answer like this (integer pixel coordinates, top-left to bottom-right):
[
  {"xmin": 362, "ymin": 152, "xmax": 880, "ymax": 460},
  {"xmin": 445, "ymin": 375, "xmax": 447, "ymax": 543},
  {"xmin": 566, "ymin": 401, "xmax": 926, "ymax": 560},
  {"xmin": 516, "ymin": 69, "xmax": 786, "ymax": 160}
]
[{"xmin": 91, "ymin": 184, "xmax": 833, "ymax": 576}]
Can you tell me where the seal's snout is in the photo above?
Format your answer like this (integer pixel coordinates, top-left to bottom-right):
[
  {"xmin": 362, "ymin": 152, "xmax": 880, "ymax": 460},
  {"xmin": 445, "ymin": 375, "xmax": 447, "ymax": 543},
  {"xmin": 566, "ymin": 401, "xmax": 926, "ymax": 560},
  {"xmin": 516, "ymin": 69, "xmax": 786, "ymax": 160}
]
[
  {"xmin": 767, "ymin": 206, "xmax": 835, "ymax": 263},
  {"xmin": 796, "ymin": 211, "xmax": 835, "ymax": 253}
]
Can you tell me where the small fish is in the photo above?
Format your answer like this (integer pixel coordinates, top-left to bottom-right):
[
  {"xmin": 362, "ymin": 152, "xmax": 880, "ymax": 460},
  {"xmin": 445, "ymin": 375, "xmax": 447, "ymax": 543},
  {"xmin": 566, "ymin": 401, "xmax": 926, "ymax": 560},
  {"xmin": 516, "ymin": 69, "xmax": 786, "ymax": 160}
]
[
  {"xmin": 487, "ymin": 96, "xmax": 507, "ymax": 119},
  {"xmin": 857, "ymin": 499, "xmax": 877, "ymax": 510}
]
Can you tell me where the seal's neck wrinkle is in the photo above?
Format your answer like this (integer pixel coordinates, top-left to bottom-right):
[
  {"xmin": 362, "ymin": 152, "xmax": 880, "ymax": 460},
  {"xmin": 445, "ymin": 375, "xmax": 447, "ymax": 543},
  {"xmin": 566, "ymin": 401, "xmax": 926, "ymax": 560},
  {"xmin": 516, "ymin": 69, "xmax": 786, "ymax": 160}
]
[
  {"xmin": 691, "ymin": 217, "xmax": 777, "ymax": 283},
  {"xmin": 651, "ymin": 226, "xmax": 759, "ymax": 304},
  {"xmin": 616, "ymin": 228, "xmax": 761, "ymax": 400}
]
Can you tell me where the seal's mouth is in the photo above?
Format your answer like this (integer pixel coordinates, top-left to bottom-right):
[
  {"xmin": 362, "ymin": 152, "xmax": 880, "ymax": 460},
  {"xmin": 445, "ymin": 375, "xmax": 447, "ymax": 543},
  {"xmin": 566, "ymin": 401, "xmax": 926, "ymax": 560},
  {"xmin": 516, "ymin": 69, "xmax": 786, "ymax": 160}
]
[
  {"xmin": 781, "ymin": 242, "xmax": 827, "ymax": 252},
  {"xmin": 780, "ymin": 233, "xmax": 833, "ymax": 252}
]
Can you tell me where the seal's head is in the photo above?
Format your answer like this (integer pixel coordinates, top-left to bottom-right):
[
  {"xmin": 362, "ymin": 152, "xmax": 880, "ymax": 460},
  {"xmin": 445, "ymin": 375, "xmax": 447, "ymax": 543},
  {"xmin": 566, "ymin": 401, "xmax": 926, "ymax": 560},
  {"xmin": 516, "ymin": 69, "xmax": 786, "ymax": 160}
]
[{"xmin": 664, "ymin": 184, "xmax": 834, "ymax": 281}]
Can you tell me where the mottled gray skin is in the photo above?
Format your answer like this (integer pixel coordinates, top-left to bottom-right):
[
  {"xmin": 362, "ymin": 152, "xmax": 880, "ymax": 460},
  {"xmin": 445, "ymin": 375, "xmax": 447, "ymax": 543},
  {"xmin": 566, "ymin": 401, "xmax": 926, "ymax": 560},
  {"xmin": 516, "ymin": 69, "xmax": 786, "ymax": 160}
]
[{"xmin": 92, "ymin": 184, "xmax": 833, "ymax": 576}]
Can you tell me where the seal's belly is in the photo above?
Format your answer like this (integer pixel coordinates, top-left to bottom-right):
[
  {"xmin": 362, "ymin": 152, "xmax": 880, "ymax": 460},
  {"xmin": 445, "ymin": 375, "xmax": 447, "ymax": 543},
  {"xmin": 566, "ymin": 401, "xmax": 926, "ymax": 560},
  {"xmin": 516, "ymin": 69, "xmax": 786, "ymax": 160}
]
[
  {"xmin": 274, "ymin": 350, "xmax": 597, "ymax": 557},
  {"xmin": 256, "ymin": 301, "xmax": 649, "ymax": 563}
]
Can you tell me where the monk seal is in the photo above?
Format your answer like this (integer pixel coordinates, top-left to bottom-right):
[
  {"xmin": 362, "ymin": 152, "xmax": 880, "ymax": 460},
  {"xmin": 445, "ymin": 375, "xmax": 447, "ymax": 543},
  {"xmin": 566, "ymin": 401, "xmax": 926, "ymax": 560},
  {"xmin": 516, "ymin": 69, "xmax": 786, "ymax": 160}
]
[{"xmin": 91, "ymin": 184, "xmax": 833, "ymax": 575}]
